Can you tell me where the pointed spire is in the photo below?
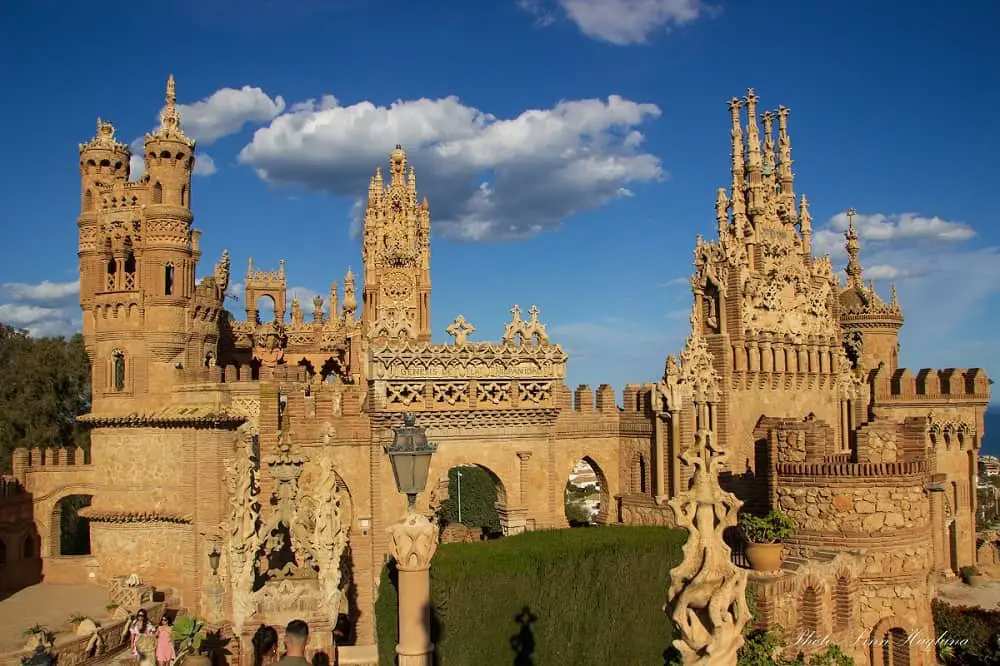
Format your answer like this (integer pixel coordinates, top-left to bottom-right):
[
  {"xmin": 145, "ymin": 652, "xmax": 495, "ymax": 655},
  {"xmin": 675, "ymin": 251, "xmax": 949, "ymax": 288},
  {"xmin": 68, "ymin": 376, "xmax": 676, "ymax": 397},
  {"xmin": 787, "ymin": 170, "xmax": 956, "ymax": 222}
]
[
  {"xmin": 799, "ymin": 194, "xmax": 812, "ymax": 256},
  {"xmin": 761, "ymin": 110, "xmax": 776, "ymax": 180},
  {"xmin": 744, "ymin": 89, "xmax": 761, "ymax": 170},
  {"xmin": 151, "ymin": 74, "xmax": 193, "ymax": 146},
  {"xmin": 726, "ymin": 97, "xmax": 747, "ymax": 229},
  {"xmin": 777, "ymin": 106, "xmax": 794, "ymax": 198},
  {"xmin": 890, "ymin": 284, "xmax": 899, "ymax": 308},
  {"xmin": 845, "ymin": 208, "xmax": 863, "ymax": 288},
  {"xmin": 389, "ymin": 144, "xmax": 407, "ymax": 185}
]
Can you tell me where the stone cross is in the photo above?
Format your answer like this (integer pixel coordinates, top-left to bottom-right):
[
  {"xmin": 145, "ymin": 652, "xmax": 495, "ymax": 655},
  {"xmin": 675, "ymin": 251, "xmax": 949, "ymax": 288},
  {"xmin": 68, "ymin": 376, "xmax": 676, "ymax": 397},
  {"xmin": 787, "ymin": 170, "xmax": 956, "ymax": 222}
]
[{"xmin": 446, "ymin": 315, "xmax": 476, "ymax": 346}]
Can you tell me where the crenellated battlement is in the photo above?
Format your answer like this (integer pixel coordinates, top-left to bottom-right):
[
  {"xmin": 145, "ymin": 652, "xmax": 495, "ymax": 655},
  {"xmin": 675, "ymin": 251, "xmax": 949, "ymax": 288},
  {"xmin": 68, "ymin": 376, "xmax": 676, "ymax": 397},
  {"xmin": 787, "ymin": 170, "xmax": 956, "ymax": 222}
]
[
  {"xmin": 14, "ymin": 446, "xmax": 91, "ymax": 469},
  {"xmin": 871, "ymin": 365, "xmax": 990, "ymax": 403},
  {"xmin": 564, "ymin": 384, "xmax": 618, "ymax": 413}
]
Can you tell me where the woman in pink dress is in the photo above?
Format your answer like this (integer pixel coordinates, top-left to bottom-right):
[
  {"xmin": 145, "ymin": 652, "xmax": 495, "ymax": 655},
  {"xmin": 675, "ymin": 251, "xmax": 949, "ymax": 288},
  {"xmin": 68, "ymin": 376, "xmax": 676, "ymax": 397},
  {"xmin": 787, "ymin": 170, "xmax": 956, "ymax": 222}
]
[{"xmin": 155, "ymin": 615, "xmax": 176, "ymax": 666}]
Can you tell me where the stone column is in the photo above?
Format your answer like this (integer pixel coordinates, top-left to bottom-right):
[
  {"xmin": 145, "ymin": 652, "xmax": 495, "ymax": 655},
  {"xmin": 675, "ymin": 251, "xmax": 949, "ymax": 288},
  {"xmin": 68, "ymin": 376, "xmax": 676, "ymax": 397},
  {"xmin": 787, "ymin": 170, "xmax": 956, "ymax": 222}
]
[
  {"xmin": 387, "ymin": 510, "xmax": 440, "ymax": 666},
  {"xmin": 653, "ymin": 415, "xmax": 667, "ymax": 501},
  {"xmin": 516, "ymin": 451, "xmax": 532, "ymax": 505}
]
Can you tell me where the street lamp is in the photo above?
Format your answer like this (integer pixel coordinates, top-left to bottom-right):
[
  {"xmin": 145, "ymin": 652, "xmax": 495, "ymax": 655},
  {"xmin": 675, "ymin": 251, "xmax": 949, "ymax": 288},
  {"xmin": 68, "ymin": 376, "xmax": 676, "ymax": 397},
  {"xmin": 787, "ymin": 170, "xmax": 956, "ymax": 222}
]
[
  {"xmin": 208, "ymin": 544, "xmax": 221, "ymax": 576},
  {"xmin": 385, "ymin": 413, "xmax": 437, "ymax": 510}
]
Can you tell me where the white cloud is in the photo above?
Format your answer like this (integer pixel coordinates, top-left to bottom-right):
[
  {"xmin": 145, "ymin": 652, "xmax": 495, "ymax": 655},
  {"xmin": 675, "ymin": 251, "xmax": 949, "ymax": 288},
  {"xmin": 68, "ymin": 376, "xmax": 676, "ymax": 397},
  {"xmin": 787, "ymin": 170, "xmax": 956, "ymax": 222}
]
[
  {"xmin": 1, "ymin": 280, "xmax": 79, "ymax": 302},
  {"xmin": 813, "ymin": 211, "xmax": 976, "ymax": 259},
  {"xmin": 518, "ymin": 0, "xmax": 708, "ymax": 45},
  {"xmin": 172, "ymin": 86, "xmax": 286, "ymax": 146},
  {"xmin": 0, "ymin": 280, "xmax": 81, "ymax": 338},
  {"xmin": 194, "ymin": 154, "xmax": 217, "ymax": 176},
  {"xmin": 239, "ymin": 93, "xmax": 664, "ymax": 241}
]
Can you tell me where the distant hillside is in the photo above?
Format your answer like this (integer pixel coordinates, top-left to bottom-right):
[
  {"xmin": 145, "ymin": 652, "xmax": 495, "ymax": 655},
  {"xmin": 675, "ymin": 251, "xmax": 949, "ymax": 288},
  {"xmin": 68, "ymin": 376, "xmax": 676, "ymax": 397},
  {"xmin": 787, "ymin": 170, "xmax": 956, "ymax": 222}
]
[{"xmin": 984, "ymin": 408, "xmax": 1000, "ymax": 456}]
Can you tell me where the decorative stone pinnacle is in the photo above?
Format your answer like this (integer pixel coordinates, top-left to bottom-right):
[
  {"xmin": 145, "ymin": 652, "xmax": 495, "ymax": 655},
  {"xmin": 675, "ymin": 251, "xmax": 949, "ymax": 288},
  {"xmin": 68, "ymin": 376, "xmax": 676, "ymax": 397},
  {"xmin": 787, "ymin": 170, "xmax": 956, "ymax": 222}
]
[
  {"xmin": 666, "ymin": 427, "xmax": 751, "ymax": 664},
  {"xmin": 845, "ymin": 207, "xmax": 863, "ymax": 288},
  {"xmin": 387, "ymin": 510, "xmax": 439, "ymax": 572},
  {"xmin": 153, "ymin": 74, "xmax": 193, "ymax": 146},
  {"xmin": 446, "ymin": 315, "xmax": 475, "ymax": 346}
]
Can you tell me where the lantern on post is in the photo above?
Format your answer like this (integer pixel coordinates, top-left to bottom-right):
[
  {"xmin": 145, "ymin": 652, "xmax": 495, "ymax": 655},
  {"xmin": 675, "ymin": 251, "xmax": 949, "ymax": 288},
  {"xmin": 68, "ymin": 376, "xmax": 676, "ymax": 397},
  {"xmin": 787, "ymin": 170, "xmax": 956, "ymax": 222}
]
[
  {"xmin": 385, "ymin": 413, "xmax": 437, "ymax": 510},
  {"xmin": 208, "ymin": 544, "xmax": 221, "ymax": 575}
]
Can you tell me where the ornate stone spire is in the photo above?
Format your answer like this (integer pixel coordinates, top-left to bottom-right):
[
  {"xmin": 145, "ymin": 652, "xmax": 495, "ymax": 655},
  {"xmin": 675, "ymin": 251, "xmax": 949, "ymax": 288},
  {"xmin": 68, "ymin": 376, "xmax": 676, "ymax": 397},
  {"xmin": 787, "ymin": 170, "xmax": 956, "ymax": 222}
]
[
  {"xmin": 844, "ymin": 208, "xmax": 863, "ymax": 288},
  {"xmin": 726, "ymin": 97, "xmax": 747, "ymax": 232},
  {"xmin": 151, "ymin": 74, "xmax": 194, "ymax": 147},
  {"xmin": 776, "ymin": 106, "xmax": 794, "ymax": 203}
]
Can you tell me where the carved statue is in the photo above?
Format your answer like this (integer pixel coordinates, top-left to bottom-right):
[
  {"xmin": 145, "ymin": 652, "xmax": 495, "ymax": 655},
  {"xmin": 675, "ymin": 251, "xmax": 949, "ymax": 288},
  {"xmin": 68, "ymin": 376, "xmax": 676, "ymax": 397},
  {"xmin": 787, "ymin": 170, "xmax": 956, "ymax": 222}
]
[
  {"xmin": 225, "ymin": 424, "xmax": 262, "ymax": 635},
  {"xmin": 666, "ymin": 426, "xmax": 751, "ymax": 664},
  {"xmin": 215, "ymin": 250, "xmax": 231, "ymax": 295},
  {"xmin": 309, "ymin": 452, "xmax": 349, "ymax": 625}
]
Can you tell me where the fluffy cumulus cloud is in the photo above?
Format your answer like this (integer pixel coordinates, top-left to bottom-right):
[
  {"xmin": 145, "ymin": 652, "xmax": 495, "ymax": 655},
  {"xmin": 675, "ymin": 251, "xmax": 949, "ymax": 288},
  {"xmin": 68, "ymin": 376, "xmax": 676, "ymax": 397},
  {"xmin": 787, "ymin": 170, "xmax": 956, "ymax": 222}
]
[
  {"xmin": 173, "ymin": 86, "xmax": 287, "ymax": 146},
  {"xmin": 238, "ymin": 93, "xmax": 664, "ymax": 240},
  {"xmin": 0, "ymin": 280, "xmax": 81, "ymax": 338},
  {"xmin": 129, "ymin": 86, "xmax": 286, "ymax": 180},
  {"xmin": 810, "ymin": 210, "xmax": 1000, "ymax": 349},
  {"xmin": 517, "ymin": 0, "xmax": 708, "ymax": 45}
]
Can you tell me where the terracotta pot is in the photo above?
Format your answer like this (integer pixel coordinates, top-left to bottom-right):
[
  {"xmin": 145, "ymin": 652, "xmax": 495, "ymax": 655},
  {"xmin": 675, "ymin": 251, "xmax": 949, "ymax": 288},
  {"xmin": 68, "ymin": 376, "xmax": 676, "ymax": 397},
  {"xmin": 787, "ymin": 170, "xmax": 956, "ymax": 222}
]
[
  {"xmin": 184, "ymin": 655, "xmax": 212, "ymax": 666},
  {"xmin": 966, "ymin": 574, "xmax": 985, "ymax": 587},
  {"xmin": 746, "ymin": 543, "xmax": 784, "ymax": 572}
]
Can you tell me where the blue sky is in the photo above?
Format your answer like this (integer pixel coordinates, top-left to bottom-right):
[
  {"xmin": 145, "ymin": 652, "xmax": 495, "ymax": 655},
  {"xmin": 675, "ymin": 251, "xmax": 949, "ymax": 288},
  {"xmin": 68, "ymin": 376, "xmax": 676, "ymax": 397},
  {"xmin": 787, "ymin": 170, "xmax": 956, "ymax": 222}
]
[{"xmin": 1, "ymin": 0, "xmax": 999, "ymax": 421}]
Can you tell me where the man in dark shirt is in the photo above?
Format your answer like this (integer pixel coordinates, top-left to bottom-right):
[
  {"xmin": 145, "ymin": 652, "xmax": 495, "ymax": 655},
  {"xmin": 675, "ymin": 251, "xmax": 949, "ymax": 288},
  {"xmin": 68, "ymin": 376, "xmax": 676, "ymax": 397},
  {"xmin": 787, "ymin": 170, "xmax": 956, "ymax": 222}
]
[{"xmin": 275, "ymin": 620, "xmax": 310, "ymax": 666}]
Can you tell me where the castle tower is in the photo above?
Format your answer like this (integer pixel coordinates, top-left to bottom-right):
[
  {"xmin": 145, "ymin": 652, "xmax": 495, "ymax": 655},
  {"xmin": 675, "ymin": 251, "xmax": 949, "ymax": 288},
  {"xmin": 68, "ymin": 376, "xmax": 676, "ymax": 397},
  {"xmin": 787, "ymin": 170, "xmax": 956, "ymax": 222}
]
[
  {"xmin": 78, "ymin": 119, "xmax": 132, "ymax": 338},
  {"xmin": 837, "ymin": 208, "xmax": 904, "ymax": 374},
  {"xmin": 360, "ymin": 145, "xmax": 432, "ymax": 343},
  {"xmin": 79, "ymin": 75, "xmax": 204, "ymax": 410}
]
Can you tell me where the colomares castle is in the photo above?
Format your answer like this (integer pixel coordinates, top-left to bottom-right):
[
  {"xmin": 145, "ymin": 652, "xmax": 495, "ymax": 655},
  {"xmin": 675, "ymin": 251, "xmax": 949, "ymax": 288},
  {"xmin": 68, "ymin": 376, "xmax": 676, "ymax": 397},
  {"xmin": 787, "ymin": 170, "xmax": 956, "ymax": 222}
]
[{"xmin": 6, "ymin": 78, "xmax": 990, "ymax": 665}]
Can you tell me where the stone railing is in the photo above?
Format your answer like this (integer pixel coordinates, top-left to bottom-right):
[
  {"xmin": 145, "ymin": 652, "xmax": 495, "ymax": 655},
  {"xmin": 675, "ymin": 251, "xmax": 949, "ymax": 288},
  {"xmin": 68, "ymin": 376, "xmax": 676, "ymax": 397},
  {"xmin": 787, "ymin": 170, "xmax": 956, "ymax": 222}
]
[
  {"xmin": 0, "ymin": 603, "xmax": 164, "ymax": 666},
  {"xmin": 775, "ymin": 459, "xmax": 926, "ymax": 478}
]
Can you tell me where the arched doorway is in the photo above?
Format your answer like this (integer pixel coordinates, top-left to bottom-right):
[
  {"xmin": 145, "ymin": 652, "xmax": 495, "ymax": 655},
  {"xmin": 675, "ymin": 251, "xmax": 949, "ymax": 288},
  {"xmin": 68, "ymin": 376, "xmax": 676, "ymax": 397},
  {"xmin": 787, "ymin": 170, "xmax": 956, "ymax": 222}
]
[
  {"xmin": 564, "ymin": 458, "xmax": 609, "ymax": 527},
  {"xmin": 434, "ymin": 465, "xmax": 505, "ymax": 539},
  {"xmin": 54, "ymin": 494, "xmax": 93, "ymax": 556}
]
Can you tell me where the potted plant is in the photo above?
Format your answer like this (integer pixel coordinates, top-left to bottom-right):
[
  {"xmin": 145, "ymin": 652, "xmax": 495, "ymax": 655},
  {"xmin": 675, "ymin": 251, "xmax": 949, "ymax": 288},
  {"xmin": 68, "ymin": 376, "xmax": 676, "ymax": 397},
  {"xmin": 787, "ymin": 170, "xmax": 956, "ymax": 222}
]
[
  {"xmin": 739, "ymin": 509, "xmax": 797, "ymax": 572},
  {"xmin": 20, "ymin": 625, "xmax": 53, "ymax": 653},
  {"xmin": 172, "ymin": 615, "xmax": 210, "ymax": 666},
  {"xmin": 67, "ymin": 613, "xmax": 86, "ymax": 631},
  {"xmin": 960, "ymin": 565, "xmax": 985, "ymax": 587}
]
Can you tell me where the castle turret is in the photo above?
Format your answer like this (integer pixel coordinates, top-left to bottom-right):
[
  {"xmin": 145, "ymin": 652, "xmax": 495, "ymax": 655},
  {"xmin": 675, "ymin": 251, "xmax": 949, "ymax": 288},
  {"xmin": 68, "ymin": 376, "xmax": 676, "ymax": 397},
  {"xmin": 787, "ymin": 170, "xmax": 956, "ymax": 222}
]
[
  {"xmin": 78, "ymin": 119, "xmax": 131, "ymax": 324},
  {"xmin": 838, "ymin": 208, "xmax": 904, "ymax": 374},
  {"xmin": 80, "ymin": 75, "xmax": 206, "ymax": 410}
]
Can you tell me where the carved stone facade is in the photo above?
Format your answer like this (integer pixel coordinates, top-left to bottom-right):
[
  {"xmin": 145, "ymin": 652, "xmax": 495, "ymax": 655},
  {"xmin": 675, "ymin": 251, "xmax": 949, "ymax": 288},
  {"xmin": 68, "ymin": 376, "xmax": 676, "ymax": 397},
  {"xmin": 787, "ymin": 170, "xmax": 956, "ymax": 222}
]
[{"xmin": 8, "ymin": 82, "xmax": 989, "ymax": 666}]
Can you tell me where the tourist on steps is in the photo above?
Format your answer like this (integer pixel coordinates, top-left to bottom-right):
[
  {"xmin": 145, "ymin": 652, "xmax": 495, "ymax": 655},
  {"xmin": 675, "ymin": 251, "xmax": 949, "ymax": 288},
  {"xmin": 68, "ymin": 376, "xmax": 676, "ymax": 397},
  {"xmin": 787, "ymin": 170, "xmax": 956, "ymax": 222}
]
[
  {"xmin": 155, "ymin": 616, "xmax": 175, "ymax": 666},
  {"xmin": 275, "ymin": 621, "xmax": 310, "ymax": 666},
  {"xmin": 128, "ymin": 610, "xmax": 155, "ymax": 661},
  {"xmin": 252, "ymin": 626, "xmax": 280, "ymax": 666}
]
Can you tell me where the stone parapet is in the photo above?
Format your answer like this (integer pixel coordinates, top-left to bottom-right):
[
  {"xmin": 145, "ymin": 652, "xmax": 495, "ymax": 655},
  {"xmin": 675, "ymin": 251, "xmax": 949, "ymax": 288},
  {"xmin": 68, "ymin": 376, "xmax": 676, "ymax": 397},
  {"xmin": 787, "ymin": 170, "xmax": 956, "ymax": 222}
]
[{"xmin": 871, "ymin": 365, "xmax": 990, "ymax": 404}]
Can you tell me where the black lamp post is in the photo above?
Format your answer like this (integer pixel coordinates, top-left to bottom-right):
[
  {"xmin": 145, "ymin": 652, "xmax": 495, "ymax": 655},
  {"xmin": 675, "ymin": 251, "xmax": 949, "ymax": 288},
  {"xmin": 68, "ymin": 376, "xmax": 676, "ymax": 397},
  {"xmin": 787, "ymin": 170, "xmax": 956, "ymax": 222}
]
[
  {"xmin": 208, "ymin": 545, "xmax": 221, "ymax": 576},
  {"xmin": 385, "ymin": 413, "xmax": 437, "ymax": 510}
]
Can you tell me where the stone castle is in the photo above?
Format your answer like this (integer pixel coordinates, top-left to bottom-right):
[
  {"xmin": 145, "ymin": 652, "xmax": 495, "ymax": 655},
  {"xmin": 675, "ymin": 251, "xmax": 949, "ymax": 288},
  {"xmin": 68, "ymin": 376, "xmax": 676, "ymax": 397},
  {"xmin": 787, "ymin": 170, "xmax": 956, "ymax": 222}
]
[{"xmin": 4, "ymin": 79, "xmax": 989, "ymax": 665}]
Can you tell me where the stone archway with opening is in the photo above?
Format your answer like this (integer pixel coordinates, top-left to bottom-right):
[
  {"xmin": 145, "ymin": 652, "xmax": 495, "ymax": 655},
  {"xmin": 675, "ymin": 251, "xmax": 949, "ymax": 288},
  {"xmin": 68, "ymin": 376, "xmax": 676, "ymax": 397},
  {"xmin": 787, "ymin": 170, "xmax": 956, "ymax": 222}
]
[
  {"xmin": 869, "ymin": 616, "xmax": 924, "ymax": 666},
  {"xmin": 428, "ymin": 460, "xmax": 513, "ymax": 536},
  {"xmin": 563, "ymin": 455, "xmax": 613, "ymax": 526}
]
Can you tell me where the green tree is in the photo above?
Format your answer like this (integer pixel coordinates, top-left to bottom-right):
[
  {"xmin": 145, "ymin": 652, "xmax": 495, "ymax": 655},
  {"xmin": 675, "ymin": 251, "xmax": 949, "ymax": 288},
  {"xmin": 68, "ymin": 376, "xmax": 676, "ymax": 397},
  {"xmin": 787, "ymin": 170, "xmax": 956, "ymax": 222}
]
[
  {"xmin": 0, "ymin": 323, "xmax": 91, "ymax": 474},
  {"xmin": 436, "ymin": 466, "xmax": 500, "ymax": 533}
]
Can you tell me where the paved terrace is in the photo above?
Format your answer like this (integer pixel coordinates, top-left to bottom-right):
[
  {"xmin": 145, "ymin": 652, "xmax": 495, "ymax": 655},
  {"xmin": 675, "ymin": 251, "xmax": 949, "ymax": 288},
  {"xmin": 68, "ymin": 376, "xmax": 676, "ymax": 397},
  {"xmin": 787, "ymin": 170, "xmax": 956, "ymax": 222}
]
[{"xmin": 0, "ymin": 584, "xmax": 108, "ymax": 654}]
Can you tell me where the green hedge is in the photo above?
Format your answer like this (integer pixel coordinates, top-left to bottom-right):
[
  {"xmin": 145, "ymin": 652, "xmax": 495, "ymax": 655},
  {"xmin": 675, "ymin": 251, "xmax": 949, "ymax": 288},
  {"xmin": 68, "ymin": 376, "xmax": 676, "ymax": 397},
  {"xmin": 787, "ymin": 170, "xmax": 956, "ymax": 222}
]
[
  {"xmin": 375, "ymin": 526, "xmax": 686, "ymax": 665},
  {"xmin": 931, "ymin": 600, "xmax": 1000, "ymax": 665}
]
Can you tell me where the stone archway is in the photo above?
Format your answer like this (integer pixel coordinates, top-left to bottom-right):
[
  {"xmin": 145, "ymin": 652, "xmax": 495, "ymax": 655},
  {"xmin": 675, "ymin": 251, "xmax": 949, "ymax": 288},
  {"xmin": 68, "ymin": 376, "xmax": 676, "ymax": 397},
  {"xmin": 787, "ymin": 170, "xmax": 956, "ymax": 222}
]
[
  {"xmin": 432, "ymin": 464, "xmax": 509, "ymax": 537},
  {"xmin": 51, "ymin": 493, "xmax": 93, "ymax": 556},
  {"xmin": 564, "ymin": 456, "xmax": 611, "ymax": 526},
  {"xmin": 870, "ymin": 617, "xmax": 920, "ymax": 666}
]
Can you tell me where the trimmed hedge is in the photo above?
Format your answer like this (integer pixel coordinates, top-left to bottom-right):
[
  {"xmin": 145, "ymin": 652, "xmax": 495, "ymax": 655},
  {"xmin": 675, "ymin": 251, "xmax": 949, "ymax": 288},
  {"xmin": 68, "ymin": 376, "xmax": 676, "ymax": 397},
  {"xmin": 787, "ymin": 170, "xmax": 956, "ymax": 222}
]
[
  {"xmin": 376, "ymin": 526, "xmax": 686, "ymax": 665},
  {"xmin": 931, "ymin": 600, "xmax": 1000, "ymax": 665}
]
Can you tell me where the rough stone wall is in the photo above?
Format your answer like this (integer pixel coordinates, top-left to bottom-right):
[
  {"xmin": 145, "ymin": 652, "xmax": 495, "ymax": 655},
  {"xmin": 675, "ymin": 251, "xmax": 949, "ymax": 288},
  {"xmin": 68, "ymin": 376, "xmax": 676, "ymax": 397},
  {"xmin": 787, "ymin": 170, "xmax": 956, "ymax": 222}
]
[
  {"xmin": 0, "ymin": 480, "xmax": 42, "ymax": 595},
  {"xmin": 777, "ymin": 484, "xmax": 928, "ymax": 535}
]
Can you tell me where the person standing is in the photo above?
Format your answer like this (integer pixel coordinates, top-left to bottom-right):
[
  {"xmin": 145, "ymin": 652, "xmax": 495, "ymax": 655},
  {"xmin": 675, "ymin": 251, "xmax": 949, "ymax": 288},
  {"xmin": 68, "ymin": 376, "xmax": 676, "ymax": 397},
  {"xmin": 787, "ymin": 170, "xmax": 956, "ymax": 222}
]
[
  {"xmin": 274, "ymin": 621, "xmax": 310, "ymax": 666},
  {"xmin": 155, "ymin": 616, "xmax": 176, "ymax": 666}
]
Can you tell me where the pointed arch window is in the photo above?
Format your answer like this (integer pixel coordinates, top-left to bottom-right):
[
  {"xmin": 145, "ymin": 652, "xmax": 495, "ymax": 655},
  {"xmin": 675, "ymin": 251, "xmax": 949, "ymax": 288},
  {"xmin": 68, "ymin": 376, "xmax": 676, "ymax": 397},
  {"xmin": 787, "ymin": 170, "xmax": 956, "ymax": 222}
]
[
  {"xmin": 22, "ymin": 535, "xmax": 34, "ymax": 559},
  {"xmin": 152, "ymin": 182, "xmax": 163, "ymax": 204},
  {"xmin": 834, "ymin": 576, "xmax": 851, "ymax": 632},
  {"xmin": 83, "ymin": 190, "xmax": 93, "ymax": 212},
  {"xmin": 180, "ymin": 185, "xmax": 188, "ymax": 207},
  {"xmin": 798, "ymin": 585, "xmax": 821, "ymax": 636},
  {"xmin": 165, "ymin": 263, "xmax": 175, "ymax": 296}
]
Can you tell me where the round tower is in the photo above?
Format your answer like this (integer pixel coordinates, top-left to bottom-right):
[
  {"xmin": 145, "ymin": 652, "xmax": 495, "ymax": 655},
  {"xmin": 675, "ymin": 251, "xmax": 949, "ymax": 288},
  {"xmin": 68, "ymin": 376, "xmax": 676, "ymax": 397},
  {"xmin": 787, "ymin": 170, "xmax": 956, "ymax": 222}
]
[
  {"xmin": 78, "ymin": 120, "xmax": 131, "ymax": 319},
  {"xmin": 838, "ymin": 208, "xmax": 903, "ymax": 374},
  {"xmin": 139, "ymin": 75, "xmax": 201, "ymax": 375}
]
